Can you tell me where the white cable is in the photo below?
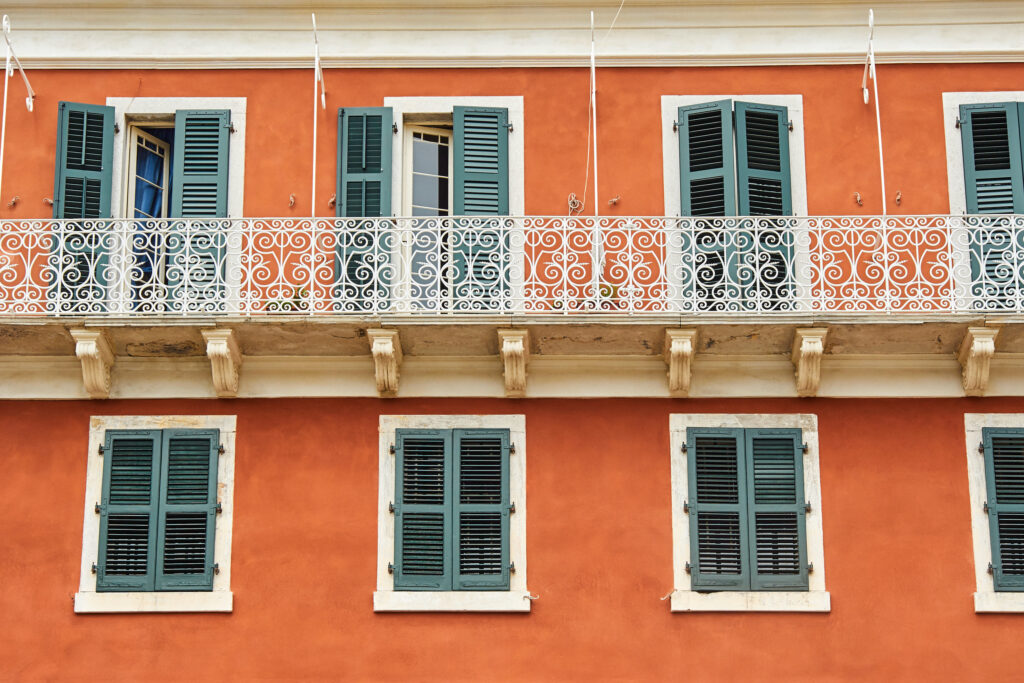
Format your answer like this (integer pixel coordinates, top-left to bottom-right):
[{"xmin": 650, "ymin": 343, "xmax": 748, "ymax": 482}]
[{"xmin": 603, "ymin": 0, "xmax": 626, "ymax": 40}]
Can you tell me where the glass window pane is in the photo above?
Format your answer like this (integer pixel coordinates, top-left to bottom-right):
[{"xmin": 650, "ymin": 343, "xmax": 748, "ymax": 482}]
[{"xmin": 413, "ymin": 138, "xmax": 440, "ymax": 175}]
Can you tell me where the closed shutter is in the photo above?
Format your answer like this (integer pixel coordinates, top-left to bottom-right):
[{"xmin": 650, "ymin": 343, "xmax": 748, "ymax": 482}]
[
  {"xmin": 678, "ymin": 100, "xmax": 736, "ymax": 218},
  {"xmin": 52, "ymin": 102, "xmax": 115, "ymax": 309},
  {"xmin": 336, "ymin": 107, "xmax": 393, "ymax": 311},
  {"xmin": 687, "ymin": 428, "xmax": 749, "ymax": 590},
  {"xmin": 453, "ymin": 429, "xmax": 510, "ymax": 590},
  {"xmin": 394, "ymin": 429, "xmax": 452, "ymax": 590},
  {"xmin": 452, "ymin": 107, "xmax": 511, "ymax": 311},
  {"xmin": 745, "ymin": 429, "xmax": 808, "ymax": 591},
  {"xmin": 168, "ymin": 109, "xmax": 231, "ymax": 310},
  {"xmin": 960, "ymin": 103, "xmax": 1024, "ymax": 308},
  {"xmin": 155, "ymin": 429, "xmax": 219, "ymax": 590},
  {"xmin": 96, "ymin": 430, "xmax": 161, "ymax": 592},
  {"xmin": 983, "ymin": 428, "xmax": 1024, "ymax": 591}
]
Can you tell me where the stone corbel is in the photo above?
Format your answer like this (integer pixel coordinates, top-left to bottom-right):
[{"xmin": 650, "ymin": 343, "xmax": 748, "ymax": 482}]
[
  {"xmin": 791, "ymin": 328, "xmax": 828, "ymax": 397},
  {"xmin": 367, "ymin": 329, "xmax": 403, "ymax": 397},
  {"xmin": 958, "ymin": 326, "xmax": 999, "ymax": 397},
  {"xmin": 664, "ymin": 329, "xmax": 698, "ymax": 396},
  {"xmin": 498, "ymin": 329, "xmax": 530, "ymax": 397},
  {"xmin": 69, "ymin": 329, "xmax": 114, "ymax": 399},
  {"xmin": 201, "ymin": 329, "xmax": 242, "ymax": 398}
]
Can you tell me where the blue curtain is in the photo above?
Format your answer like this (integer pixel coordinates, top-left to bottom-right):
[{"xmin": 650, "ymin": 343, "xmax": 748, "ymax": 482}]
[{"xmin": 133, "ymin": 142, "xmax": 166, "ymax": 297}]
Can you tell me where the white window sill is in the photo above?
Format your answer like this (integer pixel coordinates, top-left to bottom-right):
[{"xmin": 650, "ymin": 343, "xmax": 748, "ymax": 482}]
[
  {"xmin": 974, "ymin": 592, "xmax": 1024, "ymax": 613},
  {"xmin": 373, "ymin": 590, "xmax": 532, "ymax": 612},
  {"xmin": 74, "ymin": 591, "xmax": 233, "ymax": 614},
  {"xmin": 670, "ymin": 590, "xmax": 830, "ymax": 613}
]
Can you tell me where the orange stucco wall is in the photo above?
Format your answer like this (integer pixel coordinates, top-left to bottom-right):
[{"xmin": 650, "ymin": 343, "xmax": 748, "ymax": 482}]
[
  {"xmin": 1, "ymin": 397, "xmax": 1023, "ymax": 681},
  {"xmin": 3, "ymin": 63, "xmax": 1024, "ymax": 219}
]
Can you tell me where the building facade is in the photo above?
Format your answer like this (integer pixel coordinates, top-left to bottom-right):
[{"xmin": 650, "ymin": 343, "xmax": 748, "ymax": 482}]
[{"xmin": 3, "ymin": 1, "xmax": 1024, "ymax": 679}]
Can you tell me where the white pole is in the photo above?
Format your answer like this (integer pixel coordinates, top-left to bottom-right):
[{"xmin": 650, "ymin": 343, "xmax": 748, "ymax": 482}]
[
  {"xmin": 590, "ymin": 11, "xmax": 599, "ymax": 218},
  {"xmin": 1, "ymin": 16, "xmax": 12, "ymax": 206},
  {"xmin": 862, "ymin": 9, "xmax": 887, "ymax": 215},
  {"xmin": 311, "ymin": 13, "xmax": 321, "ymax": 215}
]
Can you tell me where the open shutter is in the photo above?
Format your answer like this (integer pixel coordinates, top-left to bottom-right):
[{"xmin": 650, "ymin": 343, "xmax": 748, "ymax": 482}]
[
  {"xmin": 983, "ymin": 428, "xmax": 1024, "ymax": 591},
  {"xmin": 687, "ymin": 428, "xmax": 749, "ymax": 590},
  {"xmin": 394, "ymin": 429, "xmax": 452, "ymax": 590},
  {"xmin": 961, "ymin": 103, "xmax": 1024, "ymax": 308},
  {"xmin": 52, "ymin": 102, "xmax": 115, "ymax": 310},
  {"xmin": 96, "ymin": 430, "xmax": 161, "ymax": 592},
  {"xmin": 336, "ymin": 107, "xmax": 393, "ymax": 312},
  {"xmin": 745, "ymin": 429, "xmax": 808, "ymax": 591},
  {"xmin": 168, "ymin": 109, "xmax": 230, "ymax": 311},
  {"xmin": 453, "ymin": 429, "xmax": 510, "ymax": 590},
  {"xmin": 453, "ymin": 106, "xmax": 510, "ymax": 311},
  {"xmin": 155, "ymin": 429, "xmax": 219, "ymax": 591}
]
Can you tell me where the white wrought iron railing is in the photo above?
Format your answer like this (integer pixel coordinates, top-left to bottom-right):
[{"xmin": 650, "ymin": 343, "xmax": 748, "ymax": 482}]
[{"xmin": 0, "ymin": 215, "xmax": 1022, "ymax": 317}]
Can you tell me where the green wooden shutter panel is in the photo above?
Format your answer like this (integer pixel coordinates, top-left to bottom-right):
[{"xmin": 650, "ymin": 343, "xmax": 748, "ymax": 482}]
[
  {"xmin": 453, "ymin": 429, "xmax": 510, "ymax": 590},
  {"xmin": 746, "ymin": 429, "xmax": 808, "ymax": 591},
  {"xmin": 960, "ymin": 103, "xmax": 1024, "ymax": 214},
  {"xmin": 54, "ymin": 101, "xmax": 114, "ymax": 220},
  {"xmin": 453, "ymin": 107, "xmax": 509, "ymax": 216},
  {"xmin": 688, "ymin": 428, "xmax": 749, "ymax": 590},
  {"xmin": 394, "ymin": 430, "xmax": 452, "ymax": 590},
  {"xmin": 678, "ymin": 100, "xmax": 736, "ymax": 217},
  {"xmin": 735, "ymin": 102, "xmax": 792, "ymax": 217},
  {"xmin": 983, "ymin": 428, "xmax": 1024, "ymax": 591},
  {"xmin": 155, "ymin": 429, "xmax": 219, "ymax": 590},
  {"xmin": 96, "ymin": 430, "xmax": 162, "ymax": 592}
]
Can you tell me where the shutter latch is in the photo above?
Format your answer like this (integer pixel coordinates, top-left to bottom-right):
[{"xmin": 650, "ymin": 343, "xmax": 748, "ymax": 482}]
[
  {"xmin": 389, "ymin": 502, "xmax": 395, "ymax": 513},
  {"xmin": 684, "ymin": 562, "xmax": 692, "ymax": 574},
  {"xmin": 389, "ymin": 444, "xmax": 396, "ymax": 456},
  {"xmin": 807, "ymin": 562, "xmax": 814, "ymax": 573},
  {"xmin": 388, "ymin": 562, "xmax": 395, "ymax": 574},
  {"xmin": 984, "ymin": 501, "xmax": 989, "ymax": 513},
  {"xmin": 213, "ymin": 563, "xmax": 220, "ymax": 575},
  {"xmin": 392, "ymin": 123, "xmax": 398, "ymax": 134},
  {"xmin": 979, "ymin": 442, "xmax": 985, "ymax": 454},
  {"xmin": 681, "ymin": 443, "xmax": 687, "ymax": 454},
  {"xmin": 805, "ymin": 501, "xmax": 812, "ymax": 512},
  {"xmin": 97, "ymin": 444, "xmax": 105, "ymax": 456},
  {"xmin": 787, "ymin": 120, "xmax": 794, "ymax": 132},
  {"xmin": 215, "ymin": 502, "xmax": 223, "ymax": 514},
  {"xmin": 988, "ymin": 562, "xmax": 995, "ymax": 574},
  {"xmin": 683, "ymin": 500, "xmax": 689, "ymax": 513},
  {"xmin": 91, "ymin": 562, "xmax": 99, "ymax": 574},
  {"xmin": 509, "ymin": 561, "xmax": 516, "ymax": 574},
  {"xmin": 508, "ymin": 502, "xmax": 516, "ymax": 514},
  {"xmin": 94, "ymin": 503, "xmax": 103, "ymax": 514},
  {"xmin": 218, "ymin": 444, "xmax": 226, "ymax": 455},
  {"xmin": 955, "ymin": 116, "xmax": 962, "ymax": 129},
  {"xmin": 802, "ymin": 442, "xmax": 809, "ymax": 454},
  {"xmin": 509, "ymin": 443, "xmax": 516, "ymax": 456}
]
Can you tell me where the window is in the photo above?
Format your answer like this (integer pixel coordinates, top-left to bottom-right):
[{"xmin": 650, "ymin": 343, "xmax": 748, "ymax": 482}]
[
  {"xmin": 52, "ymin": 98, "xmax": 245, "ymax": 313},
  {"xmin": 375, "ymin": 415, "xmax": 530, "ymax": 612},
  {"xmin": 964, "ymin": 414, "xmax": 1024, "ymax": 612},
  {"xmin": 669, "ymin": 414, "xmax": 828, "ymax": 612},
  {"xmin": 335, "ymin": 96, "xmax": 524, "ymax": 313},
  {"xmin": 947, "ymin": 96, "xmax": 1024, "ymax": 308},
  {"xmin": 660, "ymin": 95, "xmax": 808, "ymax": 312},
  {"xmin": 75, "ymin": 415, "xmax": 236, "ymax": 613}
]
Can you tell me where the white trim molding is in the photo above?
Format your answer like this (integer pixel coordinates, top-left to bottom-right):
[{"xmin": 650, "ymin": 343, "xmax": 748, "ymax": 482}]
[
  {"xmin": 669, "ymin": 413, "xmax": 829, "ymax": 612},
  {"xmin": 964, "ymin": 413, "xmax": 1024, "ymax": 613},
  {"xmin": 74, "ymin": 414, "xmax": 237, "ymax": 614},
  {"xmin": 375, "ymin": 414, "xmax": 529, "ymax": 612}
]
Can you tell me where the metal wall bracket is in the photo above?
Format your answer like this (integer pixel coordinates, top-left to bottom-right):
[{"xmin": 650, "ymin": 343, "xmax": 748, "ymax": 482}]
[
  {"xmin": 367, "ymin": 329, "xmax": 402, "ymax": 397},
  {"xmin": 958, "ymin": 326, "xmax": 999, "ymax": 397}
]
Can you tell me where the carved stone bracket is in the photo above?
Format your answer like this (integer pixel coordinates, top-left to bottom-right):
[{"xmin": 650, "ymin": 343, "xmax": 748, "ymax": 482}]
[
  {"xmin": 367, "ymin": 329, "xmax": 403, "ymax": 397},
  {"xmin": 664, "ymin": 329, "xmax": 698, "ymax": 396},
  {"xmin": 958, "ymin": 326, "xmax": 999, "ymax": 397},
  {"xmin": 201, "ymin": 329, "xmax": 242, "ymax": 398},
  {"xmin": 791, "ymin": 328, "xmax": 828, "ymax": 397},
  {"xmin": 69, "ymin": 328, "xmax": 114, "ymax": 399},
  {"xmin": 498, "ymin": 329, "xmax": 530, "ymax": 397}
]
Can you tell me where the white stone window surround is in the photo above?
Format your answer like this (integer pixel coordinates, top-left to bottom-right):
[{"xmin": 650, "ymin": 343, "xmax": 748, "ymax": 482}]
[
  {"xmin": 964, "ymin": 413, "xmax": 1024, "ymax": 613},
  {"xmin": 106, "ymin": 97, "xmax": 247, "ymax": 314},
  {"xmin": 942, "ymin": 92, "xmax": 1024, "ymax": 310},
  {"xmin": 668, "ymin": 413, "xmax": 830, "ymax": 612},
  {"xmin": 75, "ymin": 415, "xmax": 236, "ymax": 614},
  {"xmin": 375, "ymin": 414, "xmax": 530, "ymax": 612},
  {"xmin": 661, "ymin": 95, "xmax": 810, "ymax": 310}
]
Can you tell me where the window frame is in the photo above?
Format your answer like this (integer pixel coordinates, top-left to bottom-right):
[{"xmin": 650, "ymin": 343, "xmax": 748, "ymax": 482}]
[
  {"xmin": 75, "ymin": 415, "xmax": 236, "ymax": 614},
  {"xmin": 964, "ymin": 413, "xmax": 1024, "ymax": 612},
  {"xmin": 669, "ymin": 413, "xmax": 829, "ymax": 612},
  {"xmin": 375, "ymin": 414, "xmax": 530, "ymax": 612}
]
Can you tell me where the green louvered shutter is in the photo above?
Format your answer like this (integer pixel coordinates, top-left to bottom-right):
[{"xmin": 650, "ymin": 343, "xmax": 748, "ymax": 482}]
[
  {"xmin": 453, "ymin": 429, "xmax": 510, "ymax": 590},
  {"xmin": 53, "ymin": 102, "xmax": 115, "ymax": 309},
  {"xmin": 983, "ymin": 428, "xmax": 1024, "ymax": 591},
  {"xmin": 960, "ymin": 103, "xmax": 1024, "ymax": 308},
  {"xmin": 155, "ymin": 429, "xmax": 219, "ymax": 591},
  {"xmin": 678, "ymin": 100, "xmax": 735, "ymax": 218},
  {"xmin": 453, "ymin": 107, "xmax": 510, "ymax": 311},
  {"xmin": 168, "ymin": 110, "xmax": 230, "ymax": 310},
  {"xmin": 394, "ymin": 429, "xmax": 452, "ymax": 590},
  {"xmin": 745, "ymin": 429, "xmax": 808, "ymax": 591},
  {"xmin": 96, "ymin": 430, "xmax": 161, "ymax": 592},
  {"xmin": 688, "ymin": 428, "xmax": 749, "ymax": 590},
  {"xmin": 336, "ymin": 107, "xmax": 393, "ymax": 312}
]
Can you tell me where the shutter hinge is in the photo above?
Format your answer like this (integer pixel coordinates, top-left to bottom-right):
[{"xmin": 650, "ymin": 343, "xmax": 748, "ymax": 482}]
[
  {"xmin": 683, "ymin": 500, "xmax": 689, "ymax": 513},
  {"xmin": 984, "ymin": 501, "xmax": 989, "ymax": 513},
  {"xmin": 787, "ymin": 120, "xmax": 794, "ymax": 132},
  {"xmin": 509, "ymin": 502, "xmax": 516, "ymax": 514},
  {"xmin": 215, "ymin": 502, "xmax": 223, "ymax": 513},
  {"xmin": 805, "ymin": 501, "xmax": 812, "ymax": 512},
  {"xmin": 979, "ymin": 442, "xmax": 985, "ymax": 455},
  {"xmin": 503, "ymin": 122, "xmax": 514, "ymax": 133},
  {"xmin": 685, "ymin": 561, "xmax": 692, "ymax": 574},
  {"xmin": 388, "ymin": 562, "xmax": 395, "ymax": 574},
  {"xmin": 672, "ymin": 120, "xmax": 681, "ymax": 133},
  {"xmin": 97, "ymin": 444, "xmax": 105, "ymax": 456},
  {"xmin": 807, "ymin": 562, "xmax": 814, "ymax": 573},
  {"xmin": 218, "ymin": 444, "xmax": 225, "ymax": 455},
  {"xmin": 802, "ymin": 442, "xmax": 809, "ymax": 454},
  {"xmin": 509, "ymin": 561, "xmax": 516, "ymax": 574},
  {"xmin": 509, "ymin": 443, "xmax": 516, "ymax": 456},
  {"xmin": 113, "ymin": 122, "xmax": 120, "ymax": 134},
  {"xmin": 213, "ymin": 563, "xmax": 220, "ymax": 575},
  {"xmin": 389, "ymin": 501, "xmax": 395, "ymax": 513},
  {"xmin": 94, "ymin": 503, "xmax": 103, "ymax": 514},
  {"xmin": 681, "ymin": 443, "xmax": 687, "ymax": 454},
  {"xmin": 91, "ymin": 562, "xmax": 99, "ymax": 574},
  {"xmin": 955, "ymin": 116, "xmax": 962, "ymax": 129},
  {"xmin": 226, "ymin": 122, "xmax": 236, "ymax": 134},
  {"xmin": 389, "ymin": 444, "xmax": 396, "ymax": 456},
  {"xmin": 392, "ymin": 122, "xmax": 398, "ymax": 134},
  {"xmin": 988, "ymin": 562, "xmax": 995, "ymax": 574}
]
